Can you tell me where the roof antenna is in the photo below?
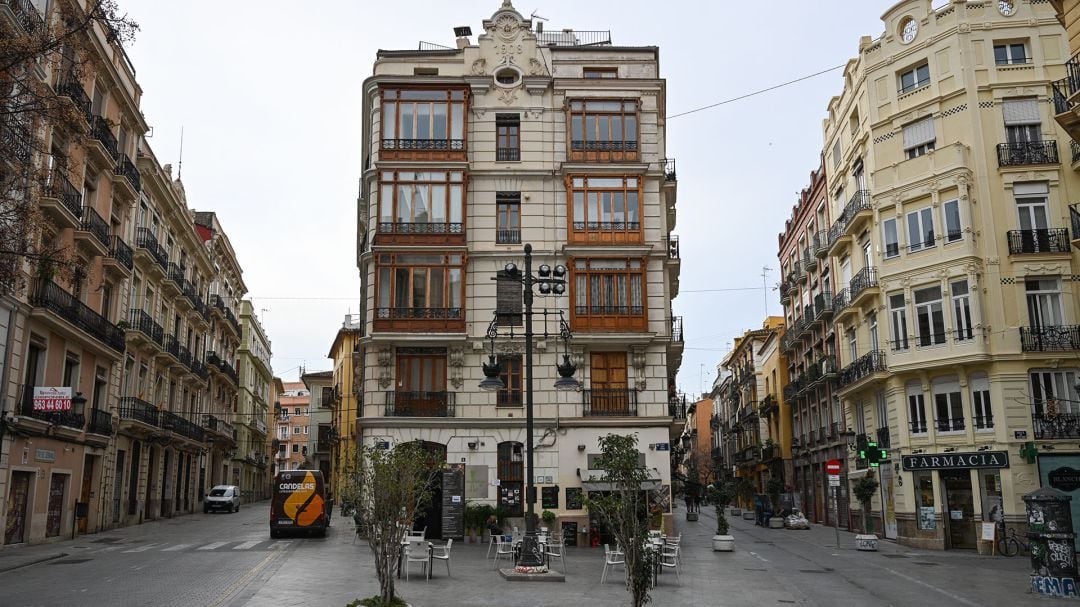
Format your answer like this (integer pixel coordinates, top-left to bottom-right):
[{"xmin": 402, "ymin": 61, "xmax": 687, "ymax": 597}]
[{"xmin": 178, "ymin": 126, "xmax": 184, "ymax": 179}]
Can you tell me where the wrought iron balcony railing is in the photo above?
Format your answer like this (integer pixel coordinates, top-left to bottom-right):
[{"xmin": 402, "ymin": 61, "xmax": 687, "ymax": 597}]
[
  {"xmin": 0, "ymin": 118, "xmax": 30, "ymax": 164},
  {"xmin": 114, "ymin": 153, "xmax": 141, "ymax": 192},
  {"xmin": 535, "ymin": 29, "xmax": 611, "ymax": 47},
  {"xmin": 496, "ymin": 148, "xmax": 520, "ymax": 161},
  {"xmin": 31, "ymin": 279, "xmax": 124, "ymax": 351},
  {"xmin": 661, "ymin": 157, "xmax": 676, "ymax": 181},
  {"xmin": 87, "ymin": 409, "xmax": 113, "ymax": 435},
  {"xmin": 43, "ymin": 168, "xmax": 83, "ymax": 218},
  {"xmin": 1033, "ymin": 412, "xmax": 1080, "ymax": 439},
  {"xmin": 671, "ymin": 316, "xmax": 684, "ymax": 342},
  {"xmin": 1072, "ymin": 205, "xmax": 1080, "ymax": 242},
  {"xmin": 160, "ymin": 409, "xmax": 205, "ymax": 442},
  {"xmin": 5, "ymin": 0, "xmax": 44, "ymax": 34},
  {"xmin": 135, "ymin": 228, "xmax": 169, "ymax": 270},
  {"xmin": 163, "ymin": 333, "xmax": 180, "ymax": 360},
  {"xmin": 118, "ymin": 396, "xmax": 159, "ymax": 427},
  {"xmin": 668, "ymin": 393, "xmax": 687, "ymax": 418},
  {"xmin": 108, "ymin": 235, "xmax": 133, "ymax": 270},
  {"xmin": 875, "ymin": 426, "xmax": 890, "ymax": 449},
  {"xmin": 997, "ymin": 140, "xmax": 1059, "ymax": 166},
  {"xmin": 1006, "ymin": 228, "xmax": 1071, "ymax": 254},
  {"xmin": 496, "ymin": 228, "xmax": 521, "ymax": 244},
  {"xmin": 129, "ymin": 309, "xmax": 163, "ymax": 345},
  {"xmin": 90, "ymin": 115, "xmax": 118, "ymax": 160},
  {"xmin": 79, "ymin": 206, "xmax": 110, "ymax": 249},
  {"xmin": 583, "ymin": 388, "xmax": 638, "ymax": 416},
  {"xmin": 838, "ymin": 350, "xmax": 886, "ymax": 388},
  {"xmin": 56, "ymin": 77, "xmax": 92, "ymax": 122},
  {"xmin": 849, "ymin": 267, "xmax": 878, "ymax": 300},
  {"xmin": 666, "ymin": 235, "xmax": 680, "ymax": 260},
  {"xmin": 377, "ymin": 222, "xmax": 463, "ymax": 234},
  {"xmin": 384, "ymin": 391, "xmax": 456, "ymax": 417},
  {"xmin": 381, "ymin": 138, "xmax": 465, "ymax": 151},
  {"xmin": 1020, "ymin": 325, "xmax": 1080, "ymax": 351},
  {"xmin": 936, "ymin": 418, "xmax": 965, "ymax": 433},
  {"xmin": 376, "ymin": 307, "xmax": 464, "ymax": 321}
]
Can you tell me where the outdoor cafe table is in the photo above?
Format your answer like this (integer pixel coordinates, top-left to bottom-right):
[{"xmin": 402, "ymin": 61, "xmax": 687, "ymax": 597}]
[{"xmin": 396, "ymin": 539, "xmax": 434, "ymax": 580}]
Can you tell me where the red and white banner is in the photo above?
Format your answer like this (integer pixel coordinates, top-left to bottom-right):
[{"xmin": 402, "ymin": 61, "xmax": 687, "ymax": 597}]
[{"xmin": 32, "ymin": 387, "xmax": 72, "ymax": 412}]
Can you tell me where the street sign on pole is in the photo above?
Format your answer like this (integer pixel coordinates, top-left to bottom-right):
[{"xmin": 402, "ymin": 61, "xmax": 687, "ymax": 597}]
[
  {"xmin": 826, "ymin": 459, "xmax": 842, "ymax": 475},
  {"xmin": 829, "ymin": 474, "xmax": 841, "ymax": 487}
]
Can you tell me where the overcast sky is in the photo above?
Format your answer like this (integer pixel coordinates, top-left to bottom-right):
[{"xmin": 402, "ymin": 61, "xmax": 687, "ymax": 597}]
[{"xmin": 120, "ymin": 0, "xmax": 898, "ymax": 387}]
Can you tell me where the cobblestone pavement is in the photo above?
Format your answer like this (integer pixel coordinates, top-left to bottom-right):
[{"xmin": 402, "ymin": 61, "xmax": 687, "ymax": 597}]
[{"xmin": 0, "ymin": 501, "xmax": 1052, "ymax": 606}]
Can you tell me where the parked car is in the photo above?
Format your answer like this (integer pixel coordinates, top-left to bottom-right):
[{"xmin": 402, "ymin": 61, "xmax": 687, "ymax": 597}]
[{"xmin": 204, "ymin": 485, "xmax": 241, "ymax": 513}]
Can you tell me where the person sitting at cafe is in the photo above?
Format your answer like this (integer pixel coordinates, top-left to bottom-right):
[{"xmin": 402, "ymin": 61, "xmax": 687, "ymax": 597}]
[{"xmin": 487, "ymin": 514, "xmax": 503, "ymax": 537}]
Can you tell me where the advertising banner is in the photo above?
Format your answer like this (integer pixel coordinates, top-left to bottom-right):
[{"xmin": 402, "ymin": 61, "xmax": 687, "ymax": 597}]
[{"xmin": 32, "ymin": 387, "xmax": 71, "ymax": 412}]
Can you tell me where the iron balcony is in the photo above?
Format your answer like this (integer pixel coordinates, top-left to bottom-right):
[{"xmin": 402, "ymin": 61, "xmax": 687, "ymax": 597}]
[
  {"xmin": 384, "ymin": 391, "xmax": 456, "ymax": 417},
  {"xmin": 997, "ymin": 140, "xmax": 1059, "ymax": 166},
  {"xmin": 583, "ymin": 388, "xmax": 638, "ymax": 416},
  {"xmin": 1006, "ymin": 229, "xmax": 1071, "ymax": 254},
  {"xmin": 1032, "ymin": 412, "xmax": 1080, "ymax": 439},
  {"xmin": 31, "ymin": 280, "xmax": 124, "ymax": 352},
  {"xmin": 1020, "ymin": 325, "xmax": 1080, "ymax": 351}
]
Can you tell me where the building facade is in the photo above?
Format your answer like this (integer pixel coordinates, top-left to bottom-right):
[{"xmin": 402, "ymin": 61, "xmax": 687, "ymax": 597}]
[
  {"xmin": 820, "ymin": 0, "xmax": 1080, "ymax": 549},
  {"xmin": 777, "ymin": 158, "xmax": 851, "ymax": 527},
  {"xmin": 274, "ymin": 382, "xmax": 310, "ymax": 471},
  {"xmin": 300, "ymin": 370, "xmax": 334, "ymax": 489},
  {"xmin": 237, "ymin": 300, "xmax": 271, "ymax": 502},
  {"xmin": 355, "ymin": 1, "xmax": 683, "ymax": 539},
  {"xmin": 328, "ymin": 314, "xmax": 362, "ymax": 501}
]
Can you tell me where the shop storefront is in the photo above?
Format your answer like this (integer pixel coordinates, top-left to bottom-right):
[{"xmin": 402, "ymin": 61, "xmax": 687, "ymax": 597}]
[{"xmin": 1038, "ymin": 454, "xmax": 1080, "ymax": 537}]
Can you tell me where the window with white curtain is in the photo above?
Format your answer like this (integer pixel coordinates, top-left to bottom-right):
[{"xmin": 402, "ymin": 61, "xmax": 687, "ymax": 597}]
[
  {"xmin": 1030, "ymin": 369, "xmax": 1079, "ymax": 416},
  {"xmin": 889, "ymin": 293, "xmax": 909, "ymax": 351},
  {"xmin": 902, "ymin": 116, "xmax": 935, "ymax": 158},
  {"xmin": 1003, "ymin": 98, "xmax": 1041, "ymax": 144},
  {"xmin": 951, "ymin": 280, "xmax": 973, "ymax": 341},
  {"xmin": 1026, "ymin": 277, "xmax": 1063, "ymax": 328},
  {"xmin": 906, "ymin": 207, "xmax": 936, "ymax": 252},
  {"xmin": 914, "ymin": 285, "xmax": 946, "ymax": 346}
]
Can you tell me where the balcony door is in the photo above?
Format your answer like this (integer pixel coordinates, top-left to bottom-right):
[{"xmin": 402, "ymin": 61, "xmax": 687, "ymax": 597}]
[
  {"xmin": 1025, "ymin": 278, "xmax": 1063, "ymax": 330},
  {"xmin": 590, "ymin": 352, "xmax": 628, "ymax": 414},
  {"xmin": 395, "ymin": 351, "xmax": 446, "ymax": 416}
]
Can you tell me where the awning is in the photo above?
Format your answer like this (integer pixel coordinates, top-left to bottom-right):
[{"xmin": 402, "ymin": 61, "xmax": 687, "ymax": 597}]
[
  {"xmin": 847, "ymin": 468, "xmax": 873, "ymax": 480},
  {"xmin": 581, "ymin": 467, "xmax": 663, "ymax": 492}
]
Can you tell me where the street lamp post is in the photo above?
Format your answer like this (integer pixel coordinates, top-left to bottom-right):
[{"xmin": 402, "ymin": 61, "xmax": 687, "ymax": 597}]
[{"xmin": 479, "ymin": 243, "xmax": 579, "ymax": 569}]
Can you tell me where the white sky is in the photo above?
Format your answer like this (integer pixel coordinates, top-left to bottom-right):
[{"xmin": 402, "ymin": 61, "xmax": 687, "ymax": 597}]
[{"xmin": 119, "ymin": 0, "xmax": 896, "ymax": 385}]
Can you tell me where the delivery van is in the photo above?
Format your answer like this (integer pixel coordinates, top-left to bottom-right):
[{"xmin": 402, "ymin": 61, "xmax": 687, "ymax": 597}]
[{"xmin": 270, "ymin": 469, "xmax": 329, "ymax": 537}]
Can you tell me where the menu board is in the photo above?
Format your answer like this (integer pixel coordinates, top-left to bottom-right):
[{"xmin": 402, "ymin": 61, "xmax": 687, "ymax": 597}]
[
  {"xmin": 441, "ymin": 464, "xmax": 465, "ymax": 539},
  {"xmin": 542, "ymin": 486, "xmax": 559, "ymax": 509},
  {"xmin": 565, "ymin": 487, "xmax": 583, "ymax": 510}
]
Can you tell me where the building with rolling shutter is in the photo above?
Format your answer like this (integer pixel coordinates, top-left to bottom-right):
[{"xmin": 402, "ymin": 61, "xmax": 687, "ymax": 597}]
[
  {"xmin": 354, "ymin": 1, "xmax": 684, "ymax": 539},
  {"xmin": 813, "ymin": 0, "xmax": 1080, "ymax": 550}
]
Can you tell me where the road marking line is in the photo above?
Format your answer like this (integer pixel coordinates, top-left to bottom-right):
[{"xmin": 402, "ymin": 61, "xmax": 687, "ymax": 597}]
[
  {"xmin": 122, "ymin": 544, "xmax": 160, "ymax": 553},
  {"xmin": 162, "ymin": 544, "xmax": 192, "ymax": 552},
  {"xmin": 197, "ymin": 542, "xmax": 229, "ymax": 551},
  {"xmin": 749, "ymin": 551, "xmax": 769, "ymax": 562},
  {"xmin": 881, "ymin": 566, "xmax": 979, "ymax": 607},
  {"xmin": 210, "ymin": 549, "xmax": 285, "ymax": 607},
  {"xmin": 232, "ymin": 541, "xmax": 261, "ymax": 550},
  {"xmin": 267, "ymin": 541, "xmax": 291, "ymax": 550},
  {"xmin": 92, "ymin": 546, "xmax": 122, "ymax": 553}
]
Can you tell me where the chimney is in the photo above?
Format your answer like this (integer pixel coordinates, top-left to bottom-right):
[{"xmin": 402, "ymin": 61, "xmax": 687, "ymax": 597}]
[{"xmin": 454, "ymin": 26, "xmax": 472, "ymax": 49}]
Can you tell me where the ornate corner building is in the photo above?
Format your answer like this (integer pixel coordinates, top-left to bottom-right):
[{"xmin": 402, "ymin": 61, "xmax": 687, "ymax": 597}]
[{"xmin": 354, "ymin": 1, "xmax": 684, "ymax": 538}]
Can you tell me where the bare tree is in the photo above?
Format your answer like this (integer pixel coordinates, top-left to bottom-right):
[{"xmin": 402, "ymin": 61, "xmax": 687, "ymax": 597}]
[
  {"xmin": 0, "ymin": 0, "xmax": 138, "ymax": 293},
  {"xmin": 355, "ymin": 442, "xmax": 438, "ymax": 607}
]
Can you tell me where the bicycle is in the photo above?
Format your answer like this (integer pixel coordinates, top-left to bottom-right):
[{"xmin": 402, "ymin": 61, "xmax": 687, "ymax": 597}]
[{"xmin": 997, "ymin": 522, "xmax": 1030, "ymax": 557}]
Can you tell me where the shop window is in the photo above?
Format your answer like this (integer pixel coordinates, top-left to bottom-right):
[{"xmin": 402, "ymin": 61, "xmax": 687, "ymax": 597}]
[{"xmin": 915, "ymin": 471, "xmax": 936, "ymax": 530}]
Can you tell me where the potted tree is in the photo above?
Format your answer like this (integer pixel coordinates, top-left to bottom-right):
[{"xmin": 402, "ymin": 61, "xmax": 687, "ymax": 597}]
[
  {"xmin": 852, "ymin": 476, "xmax": 880, "ymax": 551},
  {"xmin": 765, "ymin": 477, "xmax": 785, "ymax": 529},
  {"xmin": 707, "ymin": 482, "xmax": 736, "ymax": 551},
  {"xmin": 541, "ymin": 509, "xmax": 557, "ymax": 534},
  {"xmin": 736, "ymin": 478, "xmax": 756, "ymax": 520},
  {"xmin": 464, "ymin": 503, "xmax": 482, "ymax": 543}
]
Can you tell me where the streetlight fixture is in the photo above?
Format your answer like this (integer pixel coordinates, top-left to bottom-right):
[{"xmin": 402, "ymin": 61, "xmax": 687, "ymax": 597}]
[{"xmin": 479, "ymin": 243, "xmax": 578, "ymax": 570}]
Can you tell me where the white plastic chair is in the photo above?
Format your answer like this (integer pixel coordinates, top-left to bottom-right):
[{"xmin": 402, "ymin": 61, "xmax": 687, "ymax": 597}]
[
  {"xmin": 544, "ymin": 537, "xmax": 565, "ymax": 572},
  {"xmin": 666, "ymin": 532, "xmax": 683, "ymax": 562},
  {"xmin": 492, "ymin": 536, "xmax": 514, "ymax": 570},
  {"xmin": 601, "ymin": 543, "xmax": 625, "ymax": 584},
  {"xmin": 430, "ymin": 539, "xmax": 453, "ymax": 577},
  {"xmin": 659, "ymin": 544, "xmax": 680, "ymax": 583},
  {"xmin": 486, "ymin": 533, "xmax": 499, "ymax": 559},
  {"xmin": 404, "ymin": 539, "xmax": 429, "ymax": 581}
]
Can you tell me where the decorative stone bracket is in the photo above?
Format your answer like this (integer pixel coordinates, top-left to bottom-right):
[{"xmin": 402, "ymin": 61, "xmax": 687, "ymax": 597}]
[
  {"xmin": 377, "ymin": 347, "xmax": 393, "ymax": 389},
  {"xmin": 631, "ymin": 346, "xmax": 647, "ymax": 391},
  {"xmin": 449, "ymin": 346, "xmax": 465, "ymax": 389}
]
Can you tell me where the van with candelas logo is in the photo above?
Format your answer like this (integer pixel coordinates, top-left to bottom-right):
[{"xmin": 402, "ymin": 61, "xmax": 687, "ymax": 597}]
[{"xmin": 270, "ymin": 469, "xmax": 329, "ymax": 537}]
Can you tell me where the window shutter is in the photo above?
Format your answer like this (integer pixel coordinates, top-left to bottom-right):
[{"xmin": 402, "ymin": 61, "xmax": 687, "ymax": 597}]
[
  {"xmin": 832, "ymin": 140, "xmax": 842, "ymax": 167},
  {"xmin": 902, "ymin": 117, "xmax": 935, "ymax": 149},
  {"xmin": 1002, "ymin": 98, "xmax": 1040, "ymax": 125}
]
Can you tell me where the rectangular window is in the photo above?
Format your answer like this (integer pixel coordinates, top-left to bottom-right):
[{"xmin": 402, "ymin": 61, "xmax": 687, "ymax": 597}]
[
  {"xmin": 497, "ymin": 355, "xmax": 523, "ymax": 406},
  {"xmin": 292, "ymin": 444, "xmax": 299, "ymax": 453},
  {"xmin": 496, "ymin": 192, "xmax": 521, "ymax": 245},
  {"xmin": 898, "ymin": 63, "xmax": 930, "ymax": 94},
  {"xmin": 1030, "ymin": 369, "xmax": 1079, "ymax": 416},
  {"xmin": 572, "ymin": 258, "xmax": 647, "ymax": 331},
  {"xmin": 994, "ymin": 42, "xmax": 1028, "ymax": 65},
  {"xmin": 933, "ymin": 377, "xmax": 964, "ymax": 432},
  {"xmin": 1003, "ymin": 98, "xmax": 1041, "ymax": 145},
  {"xmin": 915, "ymin": 471, "xmax": 936, "ymax": 529},
  {"xmin": 583, "ymin": 67, "xmax": 618, "ymax": 79},
  {"xmin": 832, "ymin": 140, "xmax": 842, "ymax": 168},
  {"xmin": 569, "ymin": 176, "xmax": 642, "ymax": 243},
  {"xmin": 294, "ymin": 426, "xmax": 301, "ymax": 435},
  {"xmin": 1025, "ymin": 277, "xmax": 1063, "ymax": 328},
  {"xmin": 380, "ymin": 88, "xmax": 466, "ymax": 155},
  {"xmin": 568, "ymin": 99, "xmax": 638, "ymax": 160},
  {"xmin": 906, "ymin": 207, "xmax": 936, "ymax": 252},
  {"xmin": 847, "ymin": 327, "xmax": 858, "ymax": 361},
  {"xmin": 914, "ymin": 285, "xmax": 946, "ymax": 346},
  {"xmin": 375, "ymin": 253, "xmax": 465, "ymax": 330},
  {"xmin": 882, "ymin": 218, "xmax": 899, "ymax": 258},
  {"xmin": 951, "ymin": 280, "xmax": 973, "ymax": 341},
  {"xmin": 942, "ymin": 200, "xmax": 962, "ymax": 243},
  {"xmin": 907, "ymin": 381, "xmax": 927, "ymax": 434},
  {"xmin": 377, "ymin": 170, "xmax": 464, "ymax": 237},
  {"xmin": 496, "ymin": 114, "xmax": 520, "ymax": 161},
  {"xmin": 889, "ymin": 293, "xmax": 909, "ymax": 351},
  {"xmin": 970, "ymin": 373, "xmax": 993, "ymax": 430},
  {"xmin": 902, "ymin": 117, "xmax": 936, "ymax": 159},
  {"xmin": 869, "ymin": 313, "xmax": 880, "ymax": 352}
]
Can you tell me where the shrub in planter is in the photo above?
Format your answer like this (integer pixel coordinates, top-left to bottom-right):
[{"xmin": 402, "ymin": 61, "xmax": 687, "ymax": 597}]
[
  {"xmin": 852, "ymin": 476, "xmax": 880, "ymax": 535},
  {"xmin": 541, "ymin": 509, "xmax": 556, "ymax": 531}
]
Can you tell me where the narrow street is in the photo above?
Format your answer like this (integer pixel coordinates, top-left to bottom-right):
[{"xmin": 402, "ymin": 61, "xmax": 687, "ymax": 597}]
[{"xmin": 0, "ymin": 501, "xmax": 1046, "ymax": 606}]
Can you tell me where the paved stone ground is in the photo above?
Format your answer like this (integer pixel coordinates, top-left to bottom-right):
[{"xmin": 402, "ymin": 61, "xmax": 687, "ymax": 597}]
[{"xmin": 0, "ymin": 500, "xmax": 1052, "ymax": 606}]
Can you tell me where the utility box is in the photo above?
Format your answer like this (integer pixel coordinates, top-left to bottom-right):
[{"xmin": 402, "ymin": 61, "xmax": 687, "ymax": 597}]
[{"xmin": 1025, "ymin": 487, "xmax": 1079, "ymax": 599}]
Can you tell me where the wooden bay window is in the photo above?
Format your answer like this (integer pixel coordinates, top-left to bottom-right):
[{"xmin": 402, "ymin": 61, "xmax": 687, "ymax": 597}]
[
  {"xmin": 380, "ymin": 88, "xmax": 467, "ymax": 161},
  {"xmin": 376, "ymin": 170, "xmax": 465, "ymax": 245},
  {"xmin": 568, "ymin": 175, "xmax": 642, "ymax": 244},
  {"xmin": 375, "ymin": 253, "xmax": 465, "ymax": 332},
  {"xmin": 567, "ymin": 99, "xmax": 638, "ymax": 162},
  {"xmin": 570, "ymin": 257, "xmax": 647, "ymax": 332}
]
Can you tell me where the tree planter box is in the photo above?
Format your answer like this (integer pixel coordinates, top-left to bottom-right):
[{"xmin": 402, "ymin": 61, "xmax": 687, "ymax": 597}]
[
  {"xmin": 742, "ymin": 512, "xmax": 756, "ymax": 521},
  {"xmin": 730, "ymin": 507, "xmax": 742, "ymax": 516},
  {"xmin": 768, "ymin": 518, "xmax": 784, "ymax": 529},
  {"xmin": 855, "ymin": 534, "xmax": 879, "ymax": 551},
  {"xmin": 713, "ymin": 535, "xmax": 735, "ymax": 551},
  {"xmin": 686, "ymin": 512, "xmax": 698, "ymax": 521}
]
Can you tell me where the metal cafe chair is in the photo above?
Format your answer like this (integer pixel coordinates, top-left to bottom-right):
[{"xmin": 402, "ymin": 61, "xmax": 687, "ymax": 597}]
[
  {"xmin": 430, "ymin": 538, "xmax": 453, "ymax": 577},
  {"xmin": 404, "ymin": 539, "xmax": 429, "ymax": 581},
  {"xmin": 492, "ymin": 536, "xmax": 514, "ymax": 570},
  {"xmin": 601, "ymin": 543, "xmax": 625, "ymax": 584}
]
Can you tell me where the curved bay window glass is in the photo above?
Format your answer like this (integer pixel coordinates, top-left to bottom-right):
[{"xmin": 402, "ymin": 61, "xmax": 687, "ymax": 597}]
[
  {"xmin": 375, "ymin": 253, "xmax": 465, "ymax": 332},
  {"xmin": 568, "ymin": 99, "xmax": 638, "ymax": 161},
  {"xmin": 571, "ymin": 258, "xmax": 647, "ymax": 332},
  {"xmin": 376, "ymin": 170, "xmax": 465, "ymax": 244},
  {"xmin": 380, "ymin": 88, "xmax": 467, "ymax": 160},
  {"xmin": 569, "ymin": 176, "xmax": 642, "ymax": 244}
]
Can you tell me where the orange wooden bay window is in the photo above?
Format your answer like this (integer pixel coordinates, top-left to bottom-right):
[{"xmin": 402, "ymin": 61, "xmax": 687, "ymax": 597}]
[
  {"xmin": 570, "ymin": 258, "xmax": 648, "ymax": 332},
  {"xmin": 376, "ymin": 170, "xmax": 466, "ymax": 245},
  {"xmin": 374, "ymin": 253, "xmax": 465, "ymax": 332},
  {"xmin": 568, "ymin": 176, "xmax": 643, "ymax": 244},
  {"xmin": 379, "ymin": 88, "xmax": 468, "ymax": 161},
  {"xmin": 567, "ymin": 99, "xmax": 638, "ymax": 162}
]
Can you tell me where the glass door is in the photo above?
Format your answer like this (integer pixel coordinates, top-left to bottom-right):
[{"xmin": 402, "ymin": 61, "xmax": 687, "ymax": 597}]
[{"xmin": 941, "ymin": 470, "xmax": 976, "ymax": 549}]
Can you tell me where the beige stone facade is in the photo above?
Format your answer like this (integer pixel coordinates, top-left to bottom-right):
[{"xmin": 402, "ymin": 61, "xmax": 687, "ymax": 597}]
[
  {"xmin": 238, "ymin": 301, "xmax": 271, "ymax": 502},
  {"xmin": 818, "ymin": 0, "xmax": 1079, "ymax": 550},
  {"xmin": 355, "ymin": 2, "xmax": 682, "ymax": 539}
]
